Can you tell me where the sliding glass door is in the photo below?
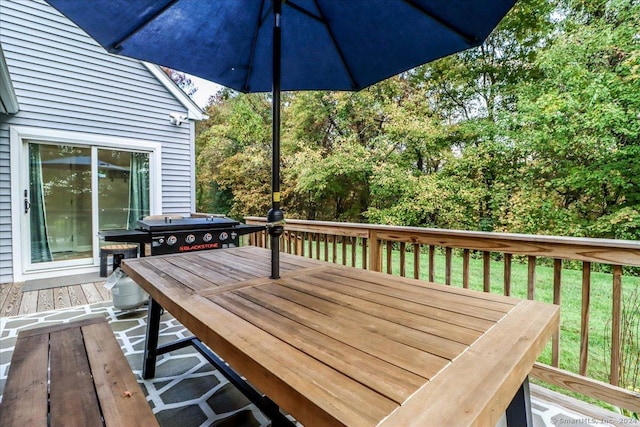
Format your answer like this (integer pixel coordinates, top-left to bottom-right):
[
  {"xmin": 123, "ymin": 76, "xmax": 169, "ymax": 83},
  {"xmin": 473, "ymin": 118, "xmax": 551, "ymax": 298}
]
[
  {"xmin": 29, "ymin": 144, "xmax": 92, "ymax": 263},
  {"xmin": 26, "ymin": 143, "xmax": 150, "ymax": 269},
  {"xmin": 97, "ymin": 149, "xmax": 150, "ymax": 231}
]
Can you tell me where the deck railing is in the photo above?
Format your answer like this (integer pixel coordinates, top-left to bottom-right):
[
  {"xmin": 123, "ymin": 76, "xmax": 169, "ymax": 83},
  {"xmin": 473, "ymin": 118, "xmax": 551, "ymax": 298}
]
[{"xmin": 244, "ymin": 216, "xmax": 640, "ymax": 414}]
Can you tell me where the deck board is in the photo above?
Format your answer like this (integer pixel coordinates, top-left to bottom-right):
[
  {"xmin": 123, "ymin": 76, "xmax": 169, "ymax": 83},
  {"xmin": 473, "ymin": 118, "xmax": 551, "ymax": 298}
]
[
  {"xmin": 18, "ymin": 290, "xmax": 39, "ymax": 315},
  {"xmin": 54, "ymin": 287, "xmax": 73, "ymax": 310},
  {"xmin": 0, "ymin": 280, "xmax": 110, "ymax": 316},
  {"xmin": 80, "ymin": 283, "xmax": 103, "ymax": 304},
  {"xmin": 68, "ymin": 285, "xmax": 89, "ymax": 306},
  {"xmin": 1, "ymin": 282, "xmax": 24, "ymax": 317},
  {"xmin": 0, "ymin": 281, "xmax": 15, "ymax": 312},
  {"xmin": 37, "ymin": 289, "xmax": 55, "ymax": 312},
  {"xmin": 95, "ymin": 281, "xmax": 112, "ymax": 301}
]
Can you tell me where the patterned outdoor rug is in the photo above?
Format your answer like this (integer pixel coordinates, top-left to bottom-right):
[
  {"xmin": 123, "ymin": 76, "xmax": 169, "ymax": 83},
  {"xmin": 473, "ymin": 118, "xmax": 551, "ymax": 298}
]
[{"xmin": 0, "ymin": 302, "xmax": 270, "ymax": 427}]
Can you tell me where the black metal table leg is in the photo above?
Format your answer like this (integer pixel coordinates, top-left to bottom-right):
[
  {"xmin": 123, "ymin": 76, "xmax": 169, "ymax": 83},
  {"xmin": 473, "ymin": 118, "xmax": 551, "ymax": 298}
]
[
  {"xmin": 142, "ymin": 297, "xmax": 162, "ymax": 379},
  {"xmin": 190, "ymin": 339, "xmax": 295, "ymax": 426},
  {"xmin": 506, "ymin": 376, "xmax": 533, "ymax": 426},
  {"xmin": 139, "ymin": 305, "xmax": 295, "ymax": 425}
]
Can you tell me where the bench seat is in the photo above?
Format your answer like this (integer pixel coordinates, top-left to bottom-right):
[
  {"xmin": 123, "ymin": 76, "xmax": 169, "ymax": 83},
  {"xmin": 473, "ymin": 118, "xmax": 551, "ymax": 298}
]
[
  {"xmin": 0, "ymin": 316, "xmax": 158, "ymax": 427},
  {"xmin": 99, "ymin": 244, "xmax": 138, "ymax": 277}
]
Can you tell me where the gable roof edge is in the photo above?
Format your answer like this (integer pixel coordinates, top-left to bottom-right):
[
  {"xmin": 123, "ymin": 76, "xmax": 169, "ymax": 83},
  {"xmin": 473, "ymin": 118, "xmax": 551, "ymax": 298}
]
[
  {"xmin": 0, "ymin": 44, "xmax": 19, "ymax": 114},
  {"xmin": 143, "ymin": 62, "xmax": 207, "ymax": 121}
]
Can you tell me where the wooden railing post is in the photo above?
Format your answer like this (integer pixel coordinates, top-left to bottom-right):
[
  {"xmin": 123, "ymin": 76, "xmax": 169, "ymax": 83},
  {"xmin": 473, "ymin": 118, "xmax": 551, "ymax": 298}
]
[
  {"xmin": 428, "ymin": 245, "xmax": 435, "ymax": 282},
  {"xmin": 297, "ymin": 232, "xmax": 304, "ymax": 256},
  {"xmin": 332, "ymin": 236, "xmax": 337, "ymax": 264},
  {"xmin": 504, "ymin": 253, "xmax": 512, "ymax": 296},
  {"xmin": 369, "ymin": 230, "xmax": 381, "ymax": 272},
  {"xmin": 463, "ymin": 249, "xmax": 470, "ymax": 289},
  {"xmin": 413, "ymin": 243, "xmax": 421, "ymax": 280},
  {"xmin": 527, "ymin": 256, "xmax": 536, "ymax": 300},
  {"xmin": 351, "ymin": 237, "xmax": 357, "ymax": 267},
  {"xmin": 362, "ymin": 238, "xmax": 368, "ymax": 269},
  {"xmin": 445, "ymin": 248, "xmax": 452, "ymax": 285},
  {"xmin": 580, "ymin": 262, "xmax": 591, "ymax": 377},
  {"xmin": 552, "ymin": 259, "xmax": 562, "ymax": 368},
  {"xmin": 341, "ymin": 237, "xmax": 347, "ymax": 265},
  {"xmin": 610, "ymin": 265, "xmax": 622, "ymax": 386},
  {"xmin": 483, "ymin": 251, "xmax": 491, "ymax": 293},
  {"xmin": 323, "ymin": 234, "xmax": 329, "ymax": 261}
]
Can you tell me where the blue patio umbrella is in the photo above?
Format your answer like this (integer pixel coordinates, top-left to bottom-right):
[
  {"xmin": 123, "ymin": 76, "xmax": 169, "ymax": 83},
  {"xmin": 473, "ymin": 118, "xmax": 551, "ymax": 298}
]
[{"xmin": 46, "ymin": 0, "xmax": 517, "ymax": 278}]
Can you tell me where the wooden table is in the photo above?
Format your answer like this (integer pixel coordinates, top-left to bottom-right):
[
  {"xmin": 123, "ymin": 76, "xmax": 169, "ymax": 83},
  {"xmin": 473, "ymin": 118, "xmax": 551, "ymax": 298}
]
[{"xmin": 122, "ymin": 246, "xmax": 559, "ymax": 427}]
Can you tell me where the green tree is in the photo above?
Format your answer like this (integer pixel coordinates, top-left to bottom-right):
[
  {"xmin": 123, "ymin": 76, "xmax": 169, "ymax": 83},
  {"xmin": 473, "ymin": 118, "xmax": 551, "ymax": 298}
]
[
  {"xmin": 195, "ymin": 93, "xmax": 273, "ymax": 218},
  {"xmin": 408, "ymin": 0, "xmax": 555, "ymax": 231},
  {"xmin": 285, "ymin": 80, "xmax": 403, "ymax": 221},
  {"xmin": 508, "ymin": 0, "xmax": 640, "ymax": 238}
]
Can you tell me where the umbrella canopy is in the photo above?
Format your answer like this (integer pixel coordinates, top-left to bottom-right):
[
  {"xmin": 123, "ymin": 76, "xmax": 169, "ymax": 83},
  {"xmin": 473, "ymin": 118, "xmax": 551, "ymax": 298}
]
[
  {"xmin": 46, "ymin": 0, "xmax": 517, "ymax": 277},
  {"xmin": 46, "ymin": 0, "xmax": 516, "ymax": 93}
]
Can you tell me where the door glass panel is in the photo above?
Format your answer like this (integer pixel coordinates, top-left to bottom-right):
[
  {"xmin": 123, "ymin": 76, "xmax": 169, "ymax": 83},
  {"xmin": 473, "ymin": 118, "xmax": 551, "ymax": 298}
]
[
  {"xmin": 30, "ymin": 144, "xmax": 92, "ymax": 263},
  {"xmin": 98, "ymin": 150, "xmax": 149, "ymax": 231}
]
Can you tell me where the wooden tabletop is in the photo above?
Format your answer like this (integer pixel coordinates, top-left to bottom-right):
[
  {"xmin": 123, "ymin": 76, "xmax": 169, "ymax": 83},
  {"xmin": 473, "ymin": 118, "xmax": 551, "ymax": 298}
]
[{"xmin": 122, "ymin": 246, "xmax": 559, "ymax": 427}]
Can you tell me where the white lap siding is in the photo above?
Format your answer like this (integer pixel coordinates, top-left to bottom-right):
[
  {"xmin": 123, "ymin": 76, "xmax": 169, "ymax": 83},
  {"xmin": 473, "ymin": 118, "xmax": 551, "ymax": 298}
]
[{"xmin": 0, "ymin": 0, "xmax": 198, "ymax": 283}]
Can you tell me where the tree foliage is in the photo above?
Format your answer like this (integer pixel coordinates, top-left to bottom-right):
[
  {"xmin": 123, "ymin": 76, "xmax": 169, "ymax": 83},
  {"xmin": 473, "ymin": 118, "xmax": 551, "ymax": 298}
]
[
  {"xmin": 506, "ymin": 0, "xmax": 640, "ymax": 237},
  {"xmin": 161, "ymin": 67, "xmax": 198, "ymax": 97},
  {"xmin": 194, "ymin": 0, "xmax": 640, "ymax": 240}
]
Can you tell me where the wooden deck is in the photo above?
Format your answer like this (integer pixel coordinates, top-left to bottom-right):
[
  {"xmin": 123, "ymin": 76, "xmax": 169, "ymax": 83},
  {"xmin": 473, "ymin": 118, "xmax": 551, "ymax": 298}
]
[
  {"xmin": 0, "ymin": 269, "xmax": 635, "ymax": 426},
  {"xmin": 0, "ymin": 280, "xmax": 111, "ymax": 317}
]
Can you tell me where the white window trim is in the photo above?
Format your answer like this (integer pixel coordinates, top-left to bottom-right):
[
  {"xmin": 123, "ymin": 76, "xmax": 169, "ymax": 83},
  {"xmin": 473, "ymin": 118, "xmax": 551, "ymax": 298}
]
[
  {"xmin": 0, "ymin": 46, "xmax": 19, "ymax": 114},
  {"xmin": 10, "ymin": 126, "xmax": 162, "ymax": 281}
]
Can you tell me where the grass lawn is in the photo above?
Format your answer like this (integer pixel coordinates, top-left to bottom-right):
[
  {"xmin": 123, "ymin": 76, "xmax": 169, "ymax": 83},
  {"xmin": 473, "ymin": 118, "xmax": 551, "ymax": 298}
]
[{"xmin": 296, "ymin": 238, "xmax": 640, "ymax": 410}]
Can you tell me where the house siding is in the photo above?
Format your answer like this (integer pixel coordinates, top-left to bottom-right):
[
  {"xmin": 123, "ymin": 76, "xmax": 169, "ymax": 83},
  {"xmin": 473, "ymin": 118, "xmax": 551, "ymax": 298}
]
[{"xmin": 0, "ymin": 0, "xmax": 196, "ymax": 283}]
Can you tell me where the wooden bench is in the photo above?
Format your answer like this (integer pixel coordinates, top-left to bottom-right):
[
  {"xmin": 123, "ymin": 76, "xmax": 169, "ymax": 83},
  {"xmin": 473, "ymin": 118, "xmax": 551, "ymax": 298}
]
[{"xmin": 0, "ymin": 316, "xmax": 158, "ymax": 427}]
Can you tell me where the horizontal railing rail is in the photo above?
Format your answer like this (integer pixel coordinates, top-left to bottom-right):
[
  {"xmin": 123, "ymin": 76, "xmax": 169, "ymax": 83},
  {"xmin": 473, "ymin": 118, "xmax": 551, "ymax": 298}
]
[{"xmin": 245, "ymin": 216, "xmax": 640, "ymax": 415}]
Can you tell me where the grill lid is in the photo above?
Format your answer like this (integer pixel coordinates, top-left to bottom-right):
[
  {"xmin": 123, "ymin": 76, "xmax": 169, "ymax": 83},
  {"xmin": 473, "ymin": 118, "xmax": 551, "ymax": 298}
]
[{"xmin": 137, "ymin": 216, "xmax": 240, "ymax": 232}]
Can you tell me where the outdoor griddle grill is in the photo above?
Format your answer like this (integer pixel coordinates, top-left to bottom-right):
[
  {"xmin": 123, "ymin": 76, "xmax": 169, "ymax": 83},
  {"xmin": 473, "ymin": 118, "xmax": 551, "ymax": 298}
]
[{"xmin": 99, "ymin": 216, "xmax": 264, "ymax": 256}]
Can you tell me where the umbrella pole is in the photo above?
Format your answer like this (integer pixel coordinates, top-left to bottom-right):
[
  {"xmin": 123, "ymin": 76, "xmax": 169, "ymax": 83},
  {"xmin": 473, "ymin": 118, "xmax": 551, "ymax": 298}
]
[{"xmin": 267, "ymin": 0, "xmax": 284, "ymax": 279}]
